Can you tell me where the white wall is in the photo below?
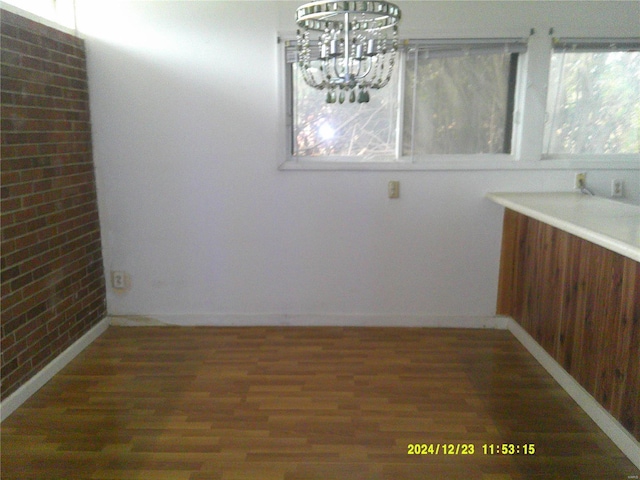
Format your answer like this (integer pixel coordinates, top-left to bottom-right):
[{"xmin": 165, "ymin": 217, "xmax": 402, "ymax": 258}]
[{"xmin": 77, "ymin": 1, "xmax": 640, "ymax": 325}]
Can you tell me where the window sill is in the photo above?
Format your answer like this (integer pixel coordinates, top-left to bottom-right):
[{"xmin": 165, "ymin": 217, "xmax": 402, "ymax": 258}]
[
  {"xmin": 279, "ymin": 155, "xmax": 640, "ymax": 171},
  {"xmin": 541, "ymin": 154, "xmax": 640, "ymax": 163}
]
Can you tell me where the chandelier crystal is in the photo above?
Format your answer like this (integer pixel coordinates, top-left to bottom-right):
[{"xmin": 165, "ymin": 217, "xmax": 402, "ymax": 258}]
[{"xmin": 296, "ymin": 0, "xmax": 401, "ymax": 104}]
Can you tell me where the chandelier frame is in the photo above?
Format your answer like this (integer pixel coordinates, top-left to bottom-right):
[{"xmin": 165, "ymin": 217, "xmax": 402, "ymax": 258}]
[{"xmin": 295, "ymin": 0, "xmax": 401, "ymax": 103}]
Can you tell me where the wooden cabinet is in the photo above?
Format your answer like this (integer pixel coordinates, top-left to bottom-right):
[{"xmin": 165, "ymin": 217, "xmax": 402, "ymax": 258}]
[{"xmin": 497, "ymin": 208, "xmax": 640, "ymax": 441}]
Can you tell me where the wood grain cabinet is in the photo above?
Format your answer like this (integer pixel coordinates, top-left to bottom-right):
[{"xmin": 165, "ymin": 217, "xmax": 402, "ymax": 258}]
[{"xmin": 497, "ymin": 208, "xmax": 640, "ymax": 441}]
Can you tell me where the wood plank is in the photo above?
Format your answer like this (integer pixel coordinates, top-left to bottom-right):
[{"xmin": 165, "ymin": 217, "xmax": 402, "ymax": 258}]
[
  {"xmin": 591, "ymin": 247, "xmax": 624, "ymax": 412},
  {"xmin": 617, "ymin": 258, "xmax": 640, "ymax": 439},
  {"xmin": 559, "ymin": 234, "xmax": 585, "ymax": 379},
  {"xmin": 1, "ymin": 327, "xmax": 638, "ymax": 479},
  {"xmin": 497, "ymin": 208, "xmax": 520, "ymax": 315}
]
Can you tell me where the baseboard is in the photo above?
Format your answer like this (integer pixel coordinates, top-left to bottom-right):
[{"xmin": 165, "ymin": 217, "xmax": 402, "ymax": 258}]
[
  {"xmin": 0, "ymin": 316, "xmax": 110, "ymax": 422},
  {"xmin": 108, "ymin": 313, "xmax": 510, "ymax": 329},
  {"xmin": 505, "ymin": 316, "xmax": 640, "ymax": 470}
]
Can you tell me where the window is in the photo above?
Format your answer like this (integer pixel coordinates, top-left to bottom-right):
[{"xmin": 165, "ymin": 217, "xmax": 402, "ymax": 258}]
[
  {"xmin": 285, "ymin": 39, "xmax": 526, "ymax": 163},
  {"xmin": 291, "ymin": 61, "xmax": 399, "ymax": 161},
  {"xmin": 543, "ymin": 40, "xmax": 640, "ymax": 156},
  {"xmin": 403, "ymin": 42, "xmax": 522, "ymax": 156}
]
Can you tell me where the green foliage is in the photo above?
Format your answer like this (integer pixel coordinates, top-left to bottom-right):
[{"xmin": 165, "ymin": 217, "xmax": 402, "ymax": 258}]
[
  {"xmin": 403, "ymin": 52, "xmax": 511, "ymax": 155},
  {"xmin": 292, "ymin": 51, "xmax": 514, "ymax": 159},
  {"xmin": 292, "ymin": 48, "xmax": 640, "ymax": 160},
  {"xmin": 544, "ymin": 51, "xmax": 640, "ymax": 154}
]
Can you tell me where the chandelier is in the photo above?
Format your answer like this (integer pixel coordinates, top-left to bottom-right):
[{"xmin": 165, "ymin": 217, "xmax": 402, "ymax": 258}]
[{"xmin": 296, "ymin": 0, "xmax": 401, "ymax": 104}]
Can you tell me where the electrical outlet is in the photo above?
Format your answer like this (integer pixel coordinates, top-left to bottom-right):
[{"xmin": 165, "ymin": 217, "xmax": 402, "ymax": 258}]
[
  {"xmin": 388, "ymin": 180, "xmax": 400, "ymax": 199},
  {"xmin": 575, "ymin": 172, "xmax": 586, "ymax": 190},
  {"xmin": 611, "ymin": 179, "xmax": 624, "ymax": 198},
  {"xmin": 111, "ymin": 271, "xmax": 126, "ymax": 289}
]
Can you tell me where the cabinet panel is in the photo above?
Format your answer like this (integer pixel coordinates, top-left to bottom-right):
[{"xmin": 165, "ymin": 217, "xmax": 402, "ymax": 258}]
[
  {"xmin": 497, "ymin": 209, "xmax": 640, "ymax": 441},
  {"xmin": 617, "ymin": 258, "xmax": 640, "ymax": 437}
]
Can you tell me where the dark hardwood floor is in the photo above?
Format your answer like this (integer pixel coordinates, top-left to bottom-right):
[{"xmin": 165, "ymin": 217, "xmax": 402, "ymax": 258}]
[{"xmin": 1, "ymin": 327, "xmax": 638, "ymax": 479}]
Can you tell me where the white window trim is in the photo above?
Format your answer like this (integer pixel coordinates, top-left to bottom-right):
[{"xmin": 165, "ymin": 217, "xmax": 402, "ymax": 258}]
[
  {"xmin": 278, "ymin": 33, "xmax": 640, "ymax": 171},
  {"xmin": 279, "ymin": 157, "xmax": 637, "ymax": 172},
  {"xmin": 280, "ymin": 35, "xmax": 531, "ymax": 170},
  {"xmin": 542, "ymin": 154, "xmax": 640, "ymax": 163}
]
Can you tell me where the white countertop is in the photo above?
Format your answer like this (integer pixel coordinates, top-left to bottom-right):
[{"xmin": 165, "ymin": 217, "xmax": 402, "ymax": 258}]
[{"xmin": 487, "ymin": 192, "xmax": 640, "ymax": 263}]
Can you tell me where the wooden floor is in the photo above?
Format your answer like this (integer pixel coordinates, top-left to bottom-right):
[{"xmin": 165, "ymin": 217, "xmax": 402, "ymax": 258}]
[{"xmin": 2, "ymin": 327, "xmax": 638, "ymax": 480}]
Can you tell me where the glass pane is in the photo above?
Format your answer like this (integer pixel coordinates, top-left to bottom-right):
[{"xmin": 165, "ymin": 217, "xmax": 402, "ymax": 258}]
[
  {"xmin": 404, "ymin": 51, "xmax": 512, "ymax": 155},
  {"xmin": 543, "ymin": 51, "xmax": 640, "ymax": 154},
  {"xmin": 292, "ymin": 63, "xmax": 399, "ymax": 161}
]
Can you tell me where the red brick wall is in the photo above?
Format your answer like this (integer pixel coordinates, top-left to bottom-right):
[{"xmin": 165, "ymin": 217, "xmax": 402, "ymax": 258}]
[{"xmin": 1, "ymin": 9, "xmax": 106, "ymax": 401}]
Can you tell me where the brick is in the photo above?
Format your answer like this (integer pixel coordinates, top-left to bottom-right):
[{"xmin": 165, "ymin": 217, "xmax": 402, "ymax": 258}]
[
  {"xmin": 1, "ymin": 8, "xmax": 106, "ymax": 401},
  {"xmin": 1, "ymin": 357, "xmax": 19, "ymax": 381}
]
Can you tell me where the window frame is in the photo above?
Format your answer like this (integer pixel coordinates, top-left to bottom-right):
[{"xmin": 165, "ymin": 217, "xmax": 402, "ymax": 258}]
[
  {"xmin": 401, "ymin": 39, "xmax": 526, "ymax": 160},
  {"xmin": 278, "ymin": 34, "xmax": 640, "ymax": 171},
  {"xmin": 284, "ymin": 41, "xmax": 406, "ymax": 167},
  {"xmin": 541, "ymin": 38, "xmax": 640, "ymax": 162},
  {"xmin": 280, "ymin": 37, "xmax": 528, "ymax": 170}
]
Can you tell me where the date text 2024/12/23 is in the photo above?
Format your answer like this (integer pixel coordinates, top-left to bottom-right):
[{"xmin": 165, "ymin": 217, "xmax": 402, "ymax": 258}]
[{"xmin": 407, "ymin": 444, "xmax": 536, "ymax": 455}]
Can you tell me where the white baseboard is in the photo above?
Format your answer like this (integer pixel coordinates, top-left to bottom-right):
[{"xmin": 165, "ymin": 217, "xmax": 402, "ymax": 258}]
[
  {"xmin": 506, "ymin": 317, "xmax": 640, "ymax": 470},
  {"xmin": 0, "ymin": 316, "xmax": 110, "ymax": 422},
  {"xmin": 108, "ymin": 313, "xmax": 510, "ymax": 329}
]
